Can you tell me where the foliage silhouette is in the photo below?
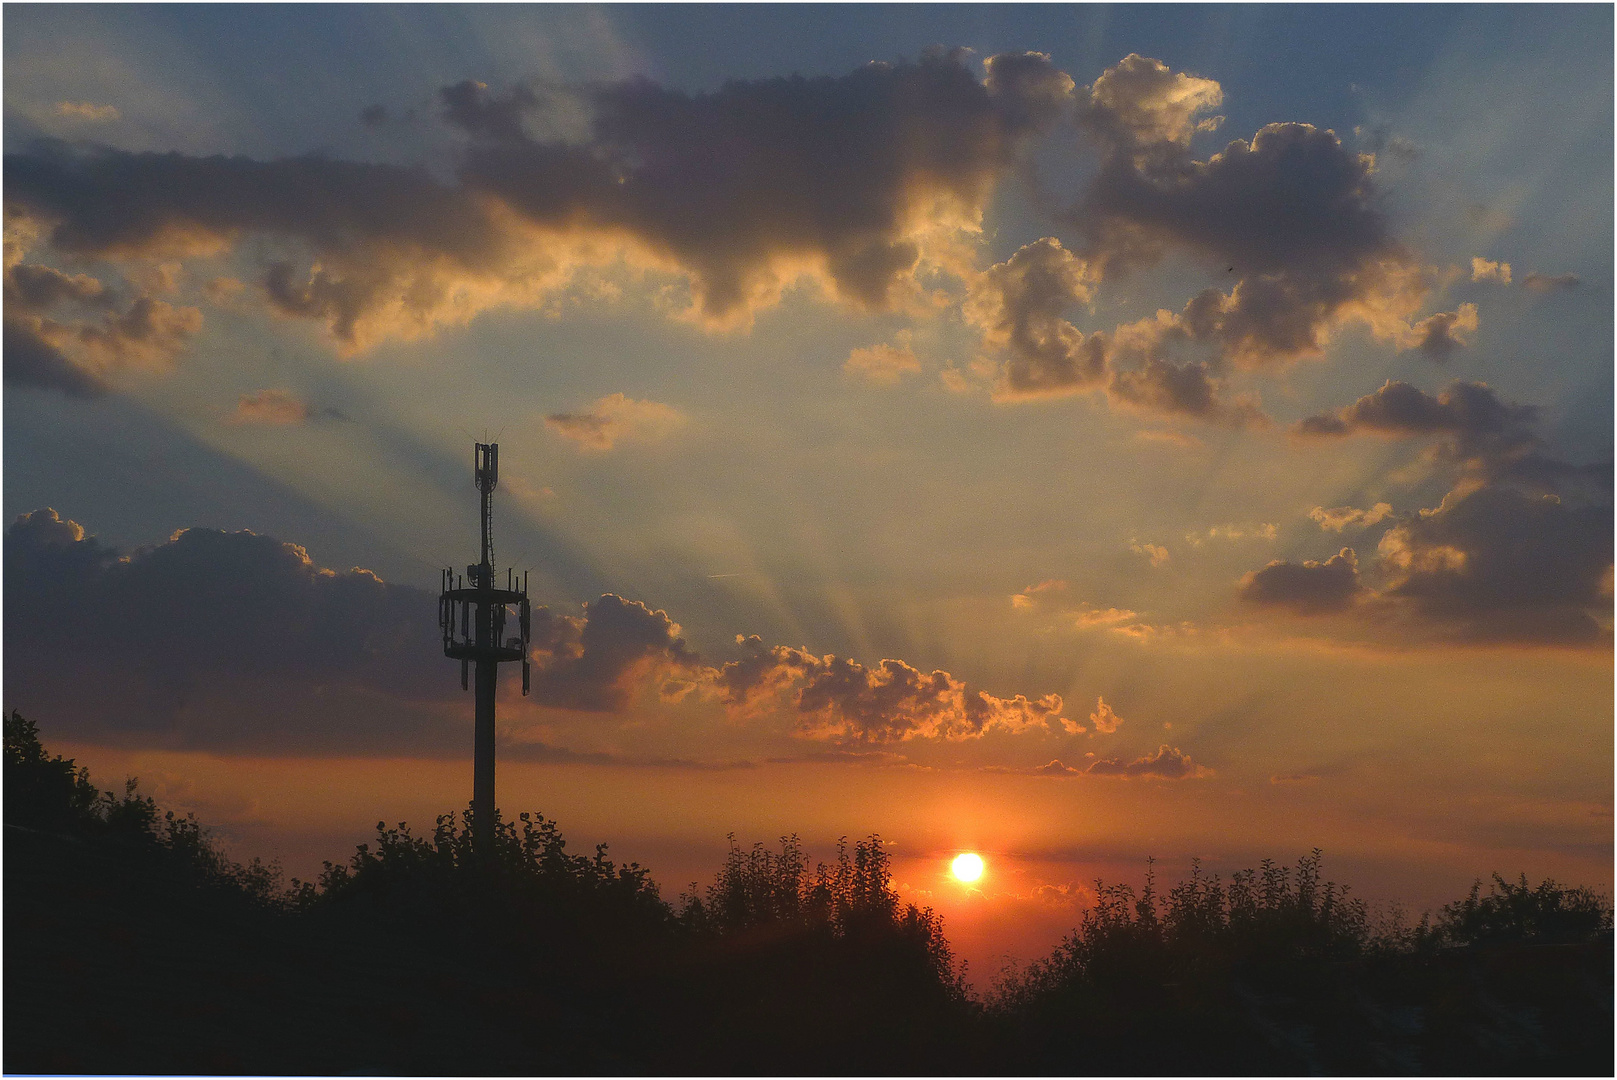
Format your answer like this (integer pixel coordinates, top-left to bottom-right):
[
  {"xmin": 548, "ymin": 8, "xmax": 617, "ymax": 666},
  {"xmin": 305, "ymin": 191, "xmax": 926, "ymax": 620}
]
[{"xmin": 6, "ymin": 711, "xmax": 1612, "ymax": 1075}]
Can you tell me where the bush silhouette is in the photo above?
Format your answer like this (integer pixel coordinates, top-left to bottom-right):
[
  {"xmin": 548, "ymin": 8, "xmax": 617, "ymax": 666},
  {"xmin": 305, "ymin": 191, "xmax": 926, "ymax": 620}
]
[{"xmin": 5, "ymin": 711, "xmax": 1612, "ymax": 1075}]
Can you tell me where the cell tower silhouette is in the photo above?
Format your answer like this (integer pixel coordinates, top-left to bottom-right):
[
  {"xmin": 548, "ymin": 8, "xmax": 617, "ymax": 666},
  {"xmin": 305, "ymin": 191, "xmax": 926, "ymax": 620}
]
[{"xmin": 439, "ymin": 442, "xmax": 531, "ymax": 850}]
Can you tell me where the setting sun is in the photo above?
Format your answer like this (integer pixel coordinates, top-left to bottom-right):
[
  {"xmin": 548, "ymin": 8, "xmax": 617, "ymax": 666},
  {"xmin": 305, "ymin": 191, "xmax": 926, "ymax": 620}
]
[{"xmin": 951, "ymin": 853, "xmax": 985, "ymax": 883}]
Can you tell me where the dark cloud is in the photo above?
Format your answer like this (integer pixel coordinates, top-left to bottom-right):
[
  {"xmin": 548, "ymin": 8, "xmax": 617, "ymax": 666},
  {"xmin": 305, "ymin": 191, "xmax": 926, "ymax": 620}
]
[
  {"xmin": 712, "ymin": 634, "xmax": 1067, "ymax": 744},
  {"xmin": 6, "ymin": 52, "xmax": 1074, "ymax": 344},
  {"xmin": 359, "ymin": 104, "xmax": 388, "ymax": 128},
  {"xmin": 2, "ymin": 255, "xmax": 195, "ymax": 394},
  {"xmin": 4, "ymin": 509, "xmax": 457, "ymax": 753},
  {"xmin": 1289, "ymin": 379, "xmax": 1610, "ymax": 497},
  {"xmin": 965, "ymin": 237, "xmax": 1105, "ymax": 397},
  {"xmin": 1238, "ymin": 548, "xmax": 1363, "ymax": 613},
  {"xmin": 1258, "ymin": 379, "xmax": 1611, "ymax": 644},
  {"xmin": 1107, "ymin": 355, "xmax": 1267, "ymax": 427},
  {"xmin": 1085, "ymin": 744, "xmax": 1208, "ymax": 779},
  {"xmin": 1522, "ymin": 272, "xmax": 1580, "ymax": 294},
  {"xmin": 3, "ymin": 314, "xmax": 108, "ymax": 396},
  {"xmin": 1407, "ymin": 303, "xmax": 1477, "ymax": 361},
  {"xmin": 457, "ymin": 49, "xmax": 1074, "ymax": 322},
  {"xmin": 1068, "ymin": 57, "xmax": 1439, "ymax": 374},
  {"xmin": 528, "ymin": 594, "xmax": 699, "ymax": 712},
  {"xmin": 1376, "ymin": 485, "xmax": 1612, "ymax": 644}
]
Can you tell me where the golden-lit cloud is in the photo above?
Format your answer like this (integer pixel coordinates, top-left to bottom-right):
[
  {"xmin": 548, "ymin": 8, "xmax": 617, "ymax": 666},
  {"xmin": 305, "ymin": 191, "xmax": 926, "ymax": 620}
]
[
  {"xmin": 1088, "ymin": 696, "xmax": 1124, "ymax": 734},
  {"xmin": 844, "ymin": 333, "xmax": 922, "ymax": 385},
  {"xmin": 1310, "ymin": 503, "xmax": 1393, "ymax": 532},
  {"xmin": 711, "ymin": 635, "xmax": 1068, "ymax": 744},
  {"xmin": 4, "ymin": 50, "xmax": 1079, "ymax": 357},
  {"xmin": 1470, "ymin": 257, "xmax": 1511, "ymax": 284},
  {"xmin": 965, "ymin": 237, "xmax": 1104, "ymax": 399},
  {"xmin": 231, "ymin": 389, "xmax": 309, "ymax": 426},
  {"xmin": 1085, "ymin": 744, "xmax": 1210, "ymax": 779},
  {"xmin": 1130, "ymin": 539, "xmax": 1170, "ymax": 567},
  {"xmin": 545, "ymin": 392, "xmax": 685, "ymax": 451},
  {"xmin": 53, "ymin": 101, "xmax": 120, "ymax": 122}
]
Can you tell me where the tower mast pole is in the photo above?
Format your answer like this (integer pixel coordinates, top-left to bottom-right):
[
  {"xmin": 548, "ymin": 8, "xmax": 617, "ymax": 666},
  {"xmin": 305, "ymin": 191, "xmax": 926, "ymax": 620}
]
[
  {"xmin": 473, "ymin": 444, "xmax": 497, "ymax": 852},
  {"xmin": 442, "ymin": 442, "xmax": 527, "ymax": 856}
]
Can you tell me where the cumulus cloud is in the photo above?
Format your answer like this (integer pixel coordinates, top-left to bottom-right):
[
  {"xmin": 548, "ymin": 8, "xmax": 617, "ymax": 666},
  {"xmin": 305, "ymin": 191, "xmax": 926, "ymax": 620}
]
[
  {"xmin": 231, "ymin": 389, "xmax": 309, "ymax": 425},
  {"xmin": 1238, "ymin": 548, "xmax": 1363, "ymax": 613},
  {"xmin": 711, "ymin": 635, "xmax": 1068, "ymax": 744},
  {"xmin": 1080, "ymin": 54, "xmax": 1223, "ymax": 153},
  {"xmin": 528, "ymin": 594, "xmax": 701, "ymax": 712},
  {"xmin": 2, "ymin": 249, "xmax": 201, "ymax": 393},
  {"xmin": 1085, "ymin": 744, "xmax": 1209, "ymax": 779},
  {"xmin": 1256, "ymin": 378, "xmax": 1611, "ymax": 643},
  {"xmin": 1310, "ymin": 502, "xmax": 1393, "ymax": 532},
  {"xmin": 545, "ymin": 392, "xmax": 685, "ymax": 450},
  {"xmin": 1404, "ymin": 302, "xmax": 1477, "ymax": 361},
  {"xmin": 1130, "ymin": 539, "xmax": 1170, "ymax": 567},
  {"xmin": 5, "ymin": 51, "xmax": 1074, "ymax": 349},
  {"xmin": 844, "ymin": 333, "xmax": 922, "ymax": 384},
  {"xmin": 1470, "ymin": 257, "xmax": 1511, "ymax": 285},
  {"xmin": 1522, "ymin": 271, "xmax": 1580, "ymax": 294},
  {"xmin": 4, "ymin": 509, "xmax": 455, "ymax": 753},
  {"xmin": 1088, "ymin": 696, "xmax": 1124, "ymax": 733},
  {"xmin": 965, "ymin": 237, "xmax": 1105, "ymax": 398},
  {"xmin": 1293, "ymin": 378, "xmax": 1541, "ymax": 471},
  {"xmin": 1375, "ymin": 485, "xmax": 1611, "ymax": 643}
]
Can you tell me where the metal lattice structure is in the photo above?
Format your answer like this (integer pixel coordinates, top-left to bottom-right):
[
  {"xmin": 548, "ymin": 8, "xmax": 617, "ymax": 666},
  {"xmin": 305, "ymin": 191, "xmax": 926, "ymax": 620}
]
[{"xmin": 439, "ymin": 442, "xmax": 531, "ymax": 849}]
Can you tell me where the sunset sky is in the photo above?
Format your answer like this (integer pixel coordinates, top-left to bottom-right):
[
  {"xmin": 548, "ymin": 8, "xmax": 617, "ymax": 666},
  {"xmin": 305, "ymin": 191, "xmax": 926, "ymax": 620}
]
[{"xmin": 5, "ymin": 4, "xmax": 1611, "ymax": 984}]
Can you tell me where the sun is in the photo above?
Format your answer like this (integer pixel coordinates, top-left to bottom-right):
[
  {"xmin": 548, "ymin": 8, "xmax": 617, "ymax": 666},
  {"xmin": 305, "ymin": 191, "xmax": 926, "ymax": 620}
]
[{"xmin": 951, "ymin": 852, "xmax": 985, "ymax": 883}]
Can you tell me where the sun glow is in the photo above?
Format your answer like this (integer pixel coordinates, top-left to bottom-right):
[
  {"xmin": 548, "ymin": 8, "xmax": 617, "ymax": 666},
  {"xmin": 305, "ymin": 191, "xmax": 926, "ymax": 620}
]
[{"xmin": 951, "ymin": 852, "xmax": 985, "ymax": 882}]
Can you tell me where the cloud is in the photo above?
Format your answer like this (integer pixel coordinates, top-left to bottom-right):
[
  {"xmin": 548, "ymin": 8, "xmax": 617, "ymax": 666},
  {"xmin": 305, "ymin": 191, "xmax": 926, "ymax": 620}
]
[
  {"xmin": 1293, "ymin": 379, "xmax": 1540, "ymax": 474},
  {"xmin": 451, "ymin": 49, "xmax": 1076, "ymax": 327},
  {"xmin": 231, "ymin": 389, "xmax": 309, "ymax": 425},
  {"xmin": 545, "ymin": 392, "xmax": 685, "ymax": 450},
  {"xmin": 711, "ymin": 635, "xmax": 1068, "ymax": 744},
  {"xmin": 54, "ymin": 101, "xmax": 120, "ymax": 123},
  {"xmin": 1310, "ymin": 502, "xmax": 1394, "ymax": 532},
  {"xmin": 1071, "ymin": 604, "xmax": 1138, "ymax": 628},
  {"xmin": 1033, "ymin": 759, "xmax": 1082, "ymax": 776},
  {"xmin": 1068, "ymin": 57, "xmax": 1455, "ymax": 382},
  {"xmin": 3, "ymin": 509, "xmax": 456, "ymax": 753},
  {"xmin": 1010, "ymin": 578, "xmax": 1068, "ymax": 609},
  {"xmin": 2, "ymin": 313, "xmax": 109, "ymax": 396},
  {"xmin": 7, "ymin": 50, "xmax": 1083, "ymax": 352},
  {"xmin": 844, "ymin": 334, "xmax": 922, "ymax": 385},
  {"xmin": 1404, "ymin": 303, "xmax": 1477, "ymax": 361},
  {"xmin": 1522, "ymin": 271, "xmax": 1580, "ymax": 294},
  {"xmin": 966, "ymin": 237, "xmax": 1105, "ymax": 398},
  {"xmin": 1, "ymin": 254, "xmax": 199, "ymax": 393},
  {"xmin": 1080, "ymin": 53, "xmax": 1223, "ymax": 152},
  {"xmin": 1130, "ymin": 539, "xmax": 1170, "ymax": 567},
  {"xmin": 1374, "ymin": 485, "xmax": 1612, "ymax": 643},
  {"xmin": 1088, "ymin": 696, "xmax": 1124, "ymax": 734},
  {"xmin": 1238, "ymin": 548, "xmax": 1363, "ymax": 613},
  {"xmin": 1470, "ymin": 257, "xmax": 1511, "ymax": 285},
  {"xmin": 1085, "ymin": 744, "xmax": 1209, "ymax": 779},
  {"xmin": 1184, "ymin": 522, "xmax": 1277, "ymax": 546},
  {"xmin": 1259, "ymin": 378, "xmax": 1610, "ymax": 644},
  {"xmin": 528, "ymin": 594, "xmax": 701, "ymax": 712}
]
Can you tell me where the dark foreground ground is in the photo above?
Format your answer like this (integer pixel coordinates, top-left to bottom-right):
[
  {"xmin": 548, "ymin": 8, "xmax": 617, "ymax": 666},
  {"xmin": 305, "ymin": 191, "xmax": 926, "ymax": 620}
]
[{"xmin": 6, "ymin": 713, "xmax": 1613, "ymax": 1075}]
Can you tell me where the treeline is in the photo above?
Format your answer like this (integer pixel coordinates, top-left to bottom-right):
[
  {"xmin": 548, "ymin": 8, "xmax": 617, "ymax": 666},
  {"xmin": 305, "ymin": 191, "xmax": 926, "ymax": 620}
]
[{"xmin": 5, "ymin": 712, "xmax": 1612, "ymax": 1075}]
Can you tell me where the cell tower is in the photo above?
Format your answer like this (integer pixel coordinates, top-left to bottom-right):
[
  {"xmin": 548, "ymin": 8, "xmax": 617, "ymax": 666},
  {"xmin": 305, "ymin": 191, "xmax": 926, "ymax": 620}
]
[{"xmin": 439, "ymin": 442, "xmax": 531, "ymax": 850}]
